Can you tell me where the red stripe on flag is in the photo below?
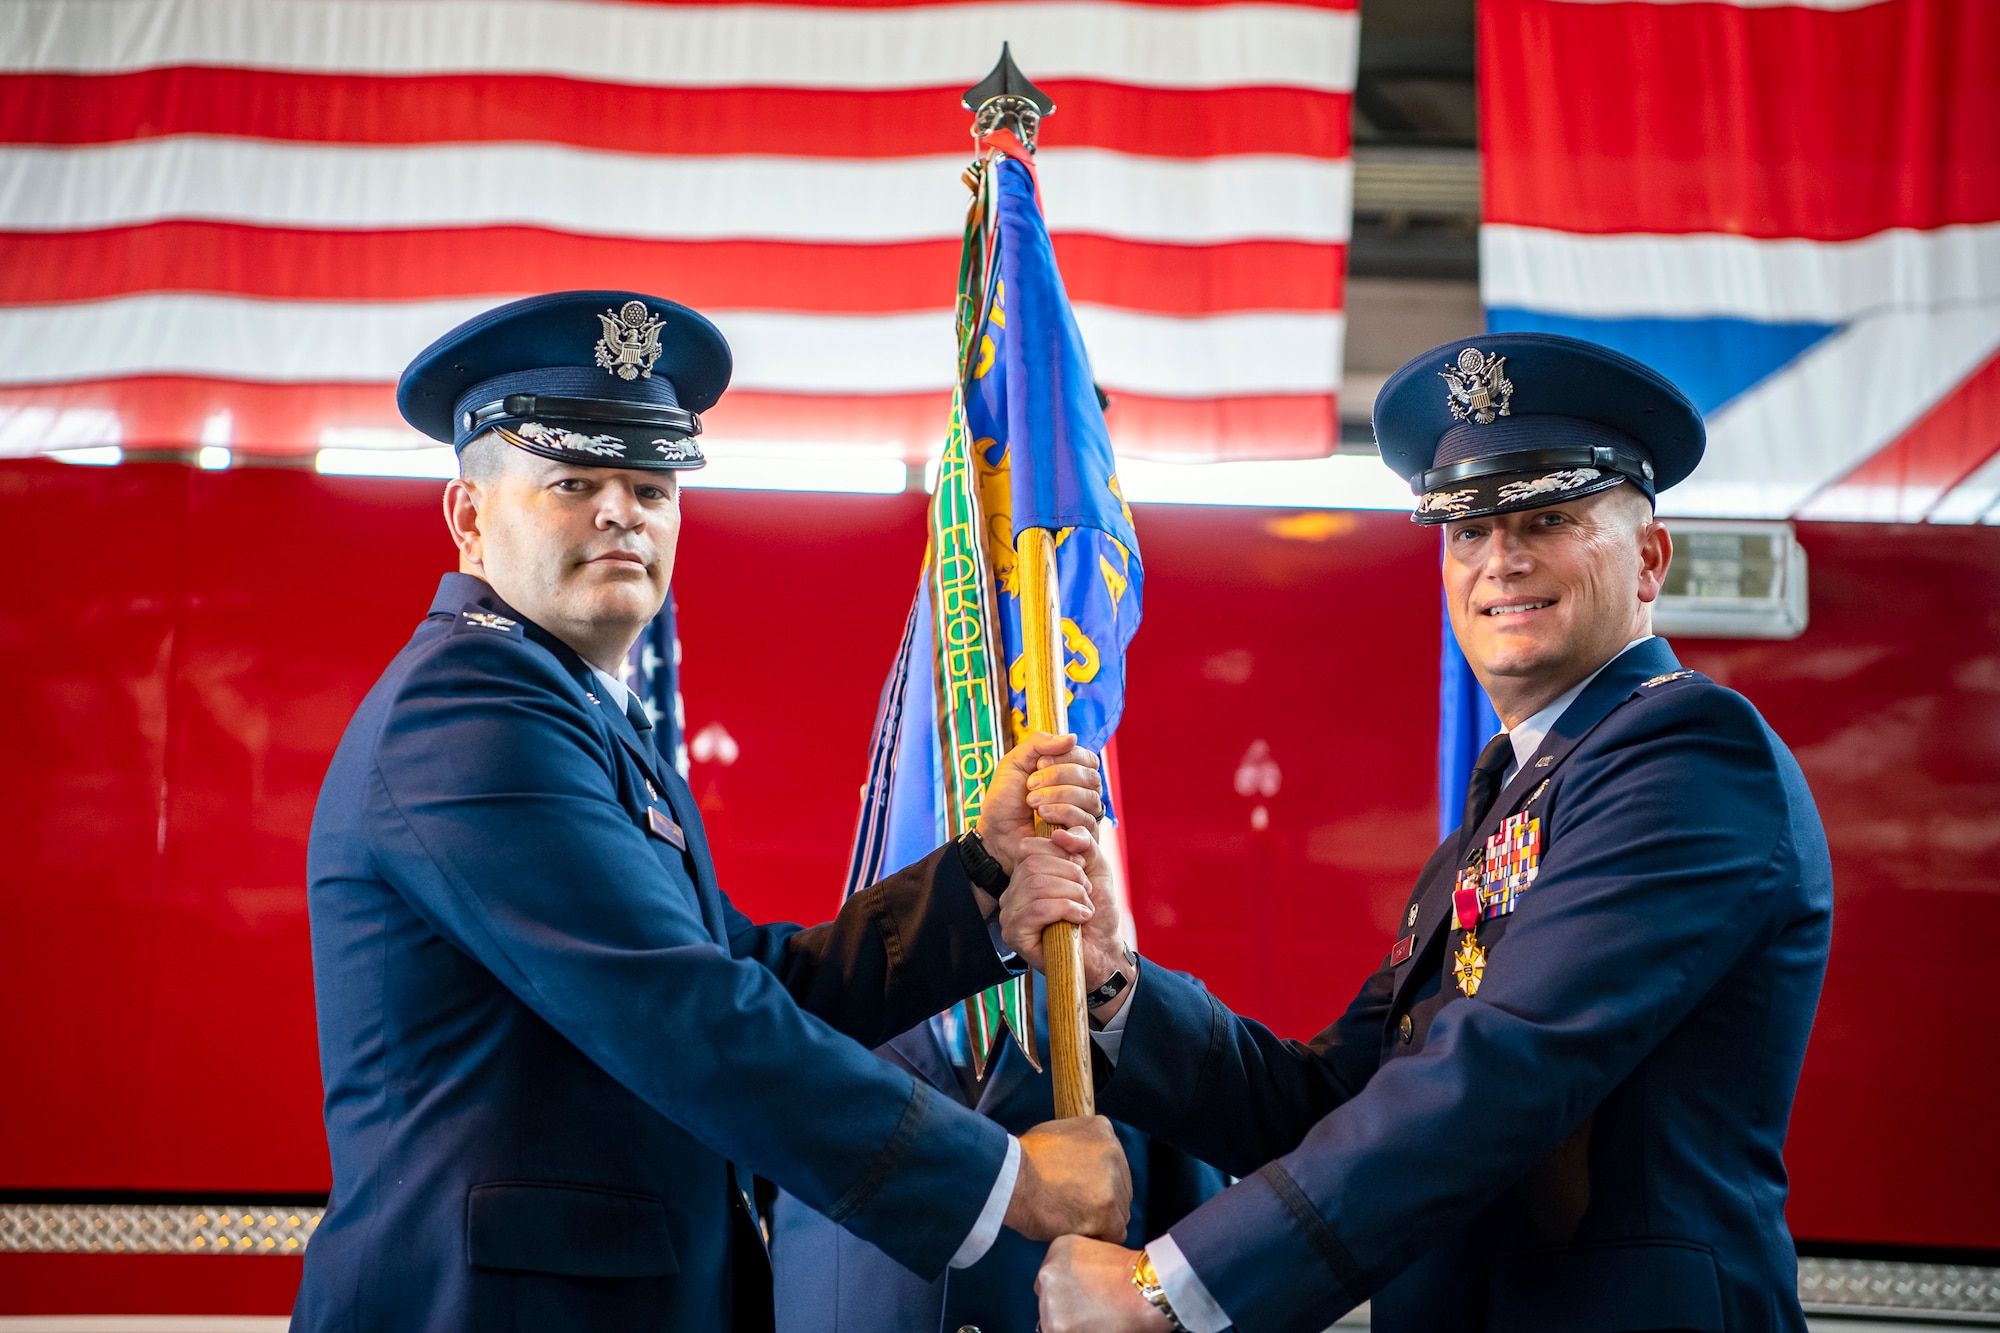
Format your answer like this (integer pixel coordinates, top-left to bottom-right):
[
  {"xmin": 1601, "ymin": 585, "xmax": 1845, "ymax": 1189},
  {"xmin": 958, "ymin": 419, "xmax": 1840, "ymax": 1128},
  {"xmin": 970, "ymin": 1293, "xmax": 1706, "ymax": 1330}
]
[
  {"xmin": 0, "ymin": 377, "xmax": 1338, "ymax": 460},
  {"xmin": 717, "ymin": 388, "xmax": 1341, "ymax": 460},
  {"xmin": 1799, "ymin": 351, "xmax": 2000, "ymax": 522},
  {"xmin": 0, "ymin": 224, "xmax": 1343, "ymax": 315},
  {"xmin": 1106, "ymin": 390, "xmax": 1336, "ymax": 461},
  {"xmin": 1481, "ymin": 0, "xmax": 2000, "ymax": 240},
  {"xmin": 0, "ymin": 70, "xmax": 1352, "ymax": 160}
]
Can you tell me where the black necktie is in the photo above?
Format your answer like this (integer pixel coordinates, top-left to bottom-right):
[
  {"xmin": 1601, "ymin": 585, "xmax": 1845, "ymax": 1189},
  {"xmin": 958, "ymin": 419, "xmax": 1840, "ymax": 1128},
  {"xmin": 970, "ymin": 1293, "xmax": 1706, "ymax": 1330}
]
[
  {"xmin": 1457, "ymin": 732, "xmax": 1515, "ymax": 855},
  {"xmin": 624, "ymin": 693, "xmax": 663, "ymax": 766}
]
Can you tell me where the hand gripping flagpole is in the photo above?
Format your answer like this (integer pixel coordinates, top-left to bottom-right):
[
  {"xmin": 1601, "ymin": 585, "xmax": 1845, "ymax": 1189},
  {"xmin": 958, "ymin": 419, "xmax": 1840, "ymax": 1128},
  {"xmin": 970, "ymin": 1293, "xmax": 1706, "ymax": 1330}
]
[{"xmin": 964, "ymin": 47, "xmax": 1095, "ymax": 1120}]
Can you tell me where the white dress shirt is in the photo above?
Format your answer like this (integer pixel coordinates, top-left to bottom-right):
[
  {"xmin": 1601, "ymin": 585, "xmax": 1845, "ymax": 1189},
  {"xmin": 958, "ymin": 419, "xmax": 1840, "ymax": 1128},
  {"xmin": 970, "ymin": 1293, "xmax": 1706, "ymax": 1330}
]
[
  {"xmin": 591, "ymin": 666, "xmax": 1019, "ymax": 1267},
  {"xmin": 1088, "ymin": 635, "xmax": 1658, "ymax": 1329},
  {"xmin": 1500, "ymin": 636, "xmax": 1653, "ymax": 786}
]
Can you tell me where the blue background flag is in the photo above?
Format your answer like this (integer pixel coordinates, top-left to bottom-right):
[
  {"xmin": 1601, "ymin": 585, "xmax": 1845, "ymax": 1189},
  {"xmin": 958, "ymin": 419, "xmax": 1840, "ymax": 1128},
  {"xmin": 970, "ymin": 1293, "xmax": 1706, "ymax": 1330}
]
[
  {"xmin": 623, "ymin": 590, "xmax": 687, "ymax": 777},
  {"xmin": 1437, "ymin": 592, "xmax": 1502, "ymax": 839}
]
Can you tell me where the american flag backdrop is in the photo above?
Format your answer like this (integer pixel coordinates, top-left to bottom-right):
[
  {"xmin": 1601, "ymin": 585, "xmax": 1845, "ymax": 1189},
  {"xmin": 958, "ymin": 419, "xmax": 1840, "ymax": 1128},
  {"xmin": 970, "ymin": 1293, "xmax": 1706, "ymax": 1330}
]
[
  {"xmin": 1481, "ymin": 0, "xmax": 2000, "ymax": 524},
  {"xmin": 0, "ymin": 0, "xmax": 1357, "ymax": 465}
]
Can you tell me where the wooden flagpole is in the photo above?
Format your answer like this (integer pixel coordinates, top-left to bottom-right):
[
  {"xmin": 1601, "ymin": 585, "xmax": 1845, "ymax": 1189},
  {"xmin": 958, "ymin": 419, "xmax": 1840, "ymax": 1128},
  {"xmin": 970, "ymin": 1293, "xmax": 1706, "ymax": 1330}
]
[{"xmin": 1018, "ymin": 527, "xmax": 1095, "ymax": 1118}]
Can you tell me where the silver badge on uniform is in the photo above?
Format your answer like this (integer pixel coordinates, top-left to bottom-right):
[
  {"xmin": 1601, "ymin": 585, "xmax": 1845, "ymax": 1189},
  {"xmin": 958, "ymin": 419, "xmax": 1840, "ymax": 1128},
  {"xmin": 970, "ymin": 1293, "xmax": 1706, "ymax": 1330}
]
[
  {"xmin": 595, "ymin": 300, "xmax": 665, "ymax": 381},
  {"xmin": 1441, "ymin": 347, "xmax": 1514, "ymax": 425}
]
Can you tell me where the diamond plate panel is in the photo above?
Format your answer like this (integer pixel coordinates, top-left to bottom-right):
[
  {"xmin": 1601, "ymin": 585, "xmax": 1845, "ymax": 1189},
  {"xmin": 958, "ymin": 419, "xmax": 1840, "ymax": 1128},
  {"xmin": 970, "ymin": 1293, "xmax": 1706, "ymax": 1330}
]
[
  {"xmin": 0, "ymin": 1203, "xmax": 322, "ymax": 1254},
  {"xmin": 1798, "ymin": 1256, "xmax": 2000, "ymax": 1321}
]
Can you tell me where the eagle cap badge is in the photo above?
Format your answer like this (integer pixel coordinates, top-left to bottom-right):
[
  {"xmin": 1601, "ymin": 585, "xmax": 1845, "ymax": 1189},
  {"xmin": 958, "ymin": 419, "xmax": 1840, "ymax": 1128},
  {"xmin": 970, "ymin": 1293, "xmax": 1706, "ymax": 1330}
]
[
  {"xmin": 1441, "ymin": 346, "xmax": 1514, "ymax": 425},
  {"xmin": 595, "ymin": 300, "xmax": 666, "ymax": 381}
]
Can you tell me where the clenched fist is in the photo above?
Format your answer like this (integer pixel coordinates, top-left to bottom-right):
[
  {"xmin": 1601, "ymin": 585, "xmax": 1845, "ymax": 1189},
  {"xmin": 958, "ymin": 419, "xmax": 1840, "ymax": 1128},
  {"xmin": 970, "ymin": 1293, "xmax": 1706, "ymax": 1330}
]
[
  {"xmin": 1003, "ymin": 1115, "xmax": 1133, "ymax": 1244},
  {"xmin": 977, "ymin": 732, "xmax": 1103, "ymax": 874},
  {"xmin": 1037, "ymin": 1236, "xmax": 1170, "ymax": 1333}
]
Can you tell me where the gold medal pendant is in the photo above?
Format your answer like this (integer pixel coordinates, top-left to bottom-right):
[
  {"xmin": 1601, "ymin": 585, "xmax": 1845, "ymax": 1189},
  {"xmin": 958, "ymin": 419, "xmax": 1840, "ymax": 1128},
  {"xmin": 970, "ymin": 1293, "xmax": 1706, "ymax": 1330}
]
[{"xmin": 1453, "ymin": 930, "xmax": 1486, "ymax": 996}]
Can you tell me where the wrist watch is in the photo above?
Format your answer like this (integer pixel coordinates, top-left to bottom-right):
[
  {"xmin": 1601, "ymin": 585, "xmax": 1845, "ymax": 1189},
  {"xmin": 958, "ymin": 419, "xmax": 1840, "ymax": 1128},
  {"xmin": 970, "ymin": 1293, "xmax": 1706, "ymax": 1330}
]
[
  {"xmin": 954, "ymin": 828, "xmax": 1010, "ymax": 895},
  {"xmin": 1085, "ymin": 945, "xmax": 1139, "ymax": 1012},
  {"xmin": 1132, "ymin": 1249, "xmax": 1190, "ymax": 1333}
]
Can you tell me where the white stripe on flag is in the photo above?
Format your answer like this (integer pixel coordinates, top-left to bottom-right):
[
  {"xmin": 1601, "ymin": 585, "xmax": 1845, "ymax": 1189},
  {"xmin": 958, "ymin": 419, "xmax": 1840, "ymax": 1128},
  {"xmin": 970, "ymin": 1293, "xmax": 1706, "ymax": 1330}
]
[
  {"xmin": 0, "ymin": 294, "xmax": 1346, "ymax": 397},
  {"xmin": 1663, "ymin": 303, "xmax": 2000, "ymax": 519},
  {"xmin": 0, "ymin": 0, "xmax": 1358, "ymax": 92},
  {"xmin": 0, "ymin": 139, "xmax": 1353, "ymax": 246},
  {"xmin": 1927, "ymin": 450, "xmax": 2000, "ymax": 525},
  {"xmin": 1481, "ymin": 221, "xmax": 2000, "ymax": 323},
  {"xmin": 1074, "ymin": 305, "xmax": 1343, "ymax": 395}
]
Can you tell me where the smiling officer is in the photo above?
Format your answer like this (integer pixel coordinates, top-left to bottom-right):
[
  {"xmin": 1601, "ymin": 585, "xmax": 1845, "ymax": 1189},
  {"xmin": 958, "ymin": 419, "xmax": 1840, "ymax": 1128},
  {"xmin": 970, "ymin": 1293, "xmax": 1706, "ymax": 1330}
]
[
  {"xmin": 1012, "ymin": 333, "xmax": 1835, "ymax": 1333},
  {"xmin": 294, "ymin": 292, "xmax": 1131, "ymax": 1333}
]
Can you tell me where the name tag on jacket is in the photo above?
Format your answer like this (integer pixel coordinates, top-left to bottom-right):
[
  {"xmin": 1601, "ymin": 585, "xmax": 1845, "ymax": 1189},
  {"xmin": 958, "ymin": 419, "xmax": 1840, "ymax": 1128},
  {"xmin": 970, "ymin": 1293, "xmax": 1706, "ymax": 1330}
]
[{"xmin": 647, "ymin": 806, "xmax": 687, "ymax": 850}]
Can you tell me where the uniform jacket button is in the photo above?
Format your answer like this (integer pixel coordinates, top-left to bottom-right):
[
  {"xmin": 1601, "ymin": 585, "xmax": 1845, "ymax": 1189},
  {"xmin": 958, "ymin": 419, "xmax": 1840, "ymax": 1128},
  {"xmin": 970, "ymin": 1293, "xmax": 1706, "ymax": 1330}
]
[{"xmin": 1398, "ymin": 1013, "xmax": 1414, "ymax": 1044}]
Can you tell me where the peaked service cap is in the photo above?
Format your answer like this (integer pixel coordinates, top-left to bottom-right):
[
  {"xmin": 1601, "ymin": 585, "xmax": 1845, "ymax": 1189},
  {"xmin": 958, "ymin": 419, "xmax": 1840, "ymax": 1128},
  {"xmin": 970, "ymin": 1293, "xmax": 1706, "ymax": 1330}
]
[
  {"xmin": 1372, "ymin": 331, "xmax": 1704, "ymax": 525},
  {"xmin": 397, "ymin": 291, "xmax": 732, "ymax": 471}
]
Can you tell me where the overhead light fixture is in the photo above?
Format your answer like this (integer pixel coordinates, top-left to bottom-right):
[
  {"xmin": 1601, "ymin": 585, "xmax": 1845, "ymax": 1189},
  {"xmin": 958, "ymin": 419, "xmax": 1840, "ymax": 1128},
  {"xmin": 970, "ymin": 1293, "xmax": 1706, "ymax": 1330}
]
[
  {"xmin": 1652, "ymin": 519, "xmax": 1808, "ymax": 640},
  {"xmin": 1114, "ymin": 454, "xmax": 1412, "ymax": 510},
  {"xmin": 315, "ymin": 446, "xmax": 459, "ymax": 478},
  {"xmin": 680, "ymin": 449, "xmax": 906, "ymax": 496},
  {"xmin": 48, "ymin": 445, "xmax": 123, "ymax": 466}
]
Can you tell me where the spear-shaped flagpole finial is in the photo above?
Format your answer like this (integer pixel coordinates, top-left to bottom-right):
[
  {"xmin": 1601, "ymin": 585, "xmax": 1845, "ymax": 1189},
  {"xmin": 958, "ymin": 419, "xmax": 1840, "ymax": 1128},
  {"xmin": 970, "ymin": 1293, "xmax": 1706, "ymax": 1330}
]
[{"xmin": 962, "ymin": 42, "xmax": 1055, "ymax": 153}]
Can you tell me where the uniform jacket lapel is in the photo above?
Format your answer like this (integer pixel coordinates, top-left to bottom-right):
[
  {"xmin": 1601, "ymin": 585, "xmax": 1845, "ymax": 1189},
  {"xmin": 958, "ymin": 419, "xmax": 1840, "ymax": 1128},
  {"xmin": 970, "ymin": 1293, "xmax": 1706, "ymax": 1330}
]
[
  {"xmin": 882, "ymin": 1019, "xmax": 961, "ymax": 1099},
  {"xmin": 452, "ymin": 575, "xmax": 733, "ymax": 946},
  {"xmin": 1390, "ymin": 638, "xmax": 1683, "ymax": 1014},
  {"xmin": 603, "ymin": 709, "xmax": 730, "ymax": 946}
]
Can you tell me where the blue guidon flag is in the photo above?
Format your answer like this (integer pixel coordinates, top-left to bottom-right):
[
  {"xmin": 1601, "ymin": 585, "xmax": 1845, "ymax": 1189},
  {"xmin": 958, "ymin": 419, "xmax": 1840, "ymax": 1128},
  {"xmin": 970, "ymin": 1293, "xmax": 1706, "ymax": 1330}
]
[
  {"xmin": 844, "ymin": 147, "xmax": 1143, "ymax": 1076},
  {"xmin": 968, "ymin": 154, "xmax": 1144, "ymax": 759}
]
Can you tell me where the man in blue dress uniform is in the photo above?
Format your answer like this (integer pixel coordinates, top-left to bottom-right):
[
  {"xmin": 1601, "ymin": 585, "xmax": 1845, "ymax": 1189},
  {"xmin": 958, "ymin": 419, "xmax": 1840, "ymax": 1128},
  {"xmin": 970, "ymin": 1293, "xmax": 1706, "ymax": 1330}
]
[
  {"xmin": 1011, "ymin": 333, "xmax": 1834, "ymax": 1333},
  {"xmin": 294, "ymin": 291, "xmax": 1130, "ymax": 1333}
]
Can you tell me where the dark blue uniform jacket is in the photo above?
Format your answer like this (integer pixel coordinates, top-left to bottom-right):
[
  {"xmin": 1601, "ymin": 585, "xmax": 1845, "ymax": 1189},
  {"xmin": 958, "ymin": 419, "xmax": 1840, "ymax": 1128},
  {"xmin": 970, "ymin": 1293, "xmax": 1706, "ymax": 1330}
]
[
  {"xmin": 294, "ymin": 574, "xmax": 1015, "ymax": 1332},
  {"xmin": 1100, "ymin": 638, "xmax": 1833, "ymax": 1333}
]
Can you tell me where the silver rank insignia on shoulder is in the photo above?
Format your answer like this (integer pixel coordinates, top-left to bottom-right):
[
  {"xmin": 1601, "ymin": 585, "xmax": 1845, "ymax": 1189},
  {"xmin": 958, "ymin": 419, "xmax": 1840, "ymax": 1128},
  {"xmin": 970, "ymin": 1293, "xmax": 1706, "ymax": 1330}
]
[
  {"xmin": 1643, "ymin": 669, "xmax": 1696, "ymax": 688},
  {"xmin": 595, "ymin": 300, "xmax": 665, "ymax": 381},
  {"xmin": 463, "ymin": 611, "xmax": 516, "ymax": 632},
  {"xmin": 1440, "ymin": 346, "xmax": 1514, "ymax": 425}
]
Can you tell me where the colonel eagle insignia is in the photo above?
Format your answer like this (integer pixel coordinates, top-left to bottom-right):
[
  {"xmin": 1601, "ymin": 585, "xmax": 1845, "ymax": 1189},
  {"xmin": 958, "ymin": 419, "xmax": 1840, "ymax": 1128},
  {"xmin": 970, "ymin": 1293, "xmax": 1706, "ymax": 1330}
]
[
  {"xmin": 595, "ymin": 300, "xmax": 665, "ymax": 381},
  {"xmin": 1441, "ymin": 347, "xmax": 1514, "ymax": 425}
]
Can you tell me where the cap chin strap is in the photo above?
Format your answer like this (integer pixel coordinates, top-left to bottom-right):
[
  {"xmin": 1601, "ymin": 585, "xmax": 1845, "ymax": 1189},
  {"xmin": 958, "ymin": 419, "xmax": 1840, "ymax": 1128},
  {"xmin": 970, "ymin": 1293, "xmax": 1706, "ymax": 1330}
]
[
  {"xmin": 1417, "ymin": 444, "xmax": 1654, "ymax": 495},
  {"xmin": 463, "ymin": 393, "xmax": 700, "ymax": 440}
]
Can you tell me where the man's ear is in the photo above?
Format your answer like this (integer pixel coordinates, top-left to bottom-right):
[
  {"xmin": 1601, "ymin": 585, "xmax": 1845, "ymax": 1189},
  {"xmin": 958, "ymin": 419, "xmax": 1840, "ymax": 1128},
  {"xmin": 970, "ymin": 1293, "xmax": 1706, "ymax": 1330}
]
[
  {"xmin": 1636, "ymin": 517, "xmax": 1672, "ymax": 605},
  {"xmin": 443, "ymin": 476, "xmax": 485, "ymax": 572}
]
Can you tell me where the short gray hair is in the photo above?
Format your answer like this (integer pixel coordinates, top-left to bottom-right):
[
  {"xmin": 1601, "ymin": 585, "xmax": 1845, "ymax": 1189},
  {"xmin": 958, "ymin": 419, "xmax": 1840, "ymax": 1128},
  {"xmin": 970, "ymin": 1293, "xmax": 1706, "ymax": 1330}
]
[{"xmin": 457, "ymin": 432, "xmax": 511, "ymax": 483}]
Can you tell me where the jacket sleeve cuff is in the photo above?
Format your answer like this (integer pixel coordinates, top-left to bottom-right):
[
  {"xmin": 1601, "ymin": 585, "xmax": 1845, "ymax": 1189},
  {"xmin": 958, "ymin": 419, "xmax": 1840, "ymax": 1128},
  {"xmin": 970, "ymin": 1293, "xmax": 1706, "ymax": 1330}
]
[
  {"xmin": 1094, "ymin": 961, "xmax": 1218, "ymax": 1136},
  {"xmin": 948, "ymin": 1134, "xmax": 1020, "ymax": 1269},
  {"xmin": 1166, "ymin": 1162, "xmax": 1364, "ymax": 1333},
  {"xmin": 1149, "ymin": 1233, "xmax": 1234, "ymax": 1333}
]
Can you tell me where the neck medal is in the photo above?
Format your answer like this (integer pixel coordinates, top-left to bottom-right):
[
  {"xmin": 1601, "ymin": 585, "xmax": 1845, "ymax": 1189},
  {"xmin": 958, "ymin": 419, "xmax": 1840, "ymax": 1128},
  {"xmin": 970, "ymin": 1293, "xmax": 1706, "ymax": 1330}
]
[
  {"xmin": 1452, "ymin": 859, "xmax": 1486, "ymax": 996},
  {"xmin": 1453, "ymin": 934, "xmax": 1487, "ymax": 997}
]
